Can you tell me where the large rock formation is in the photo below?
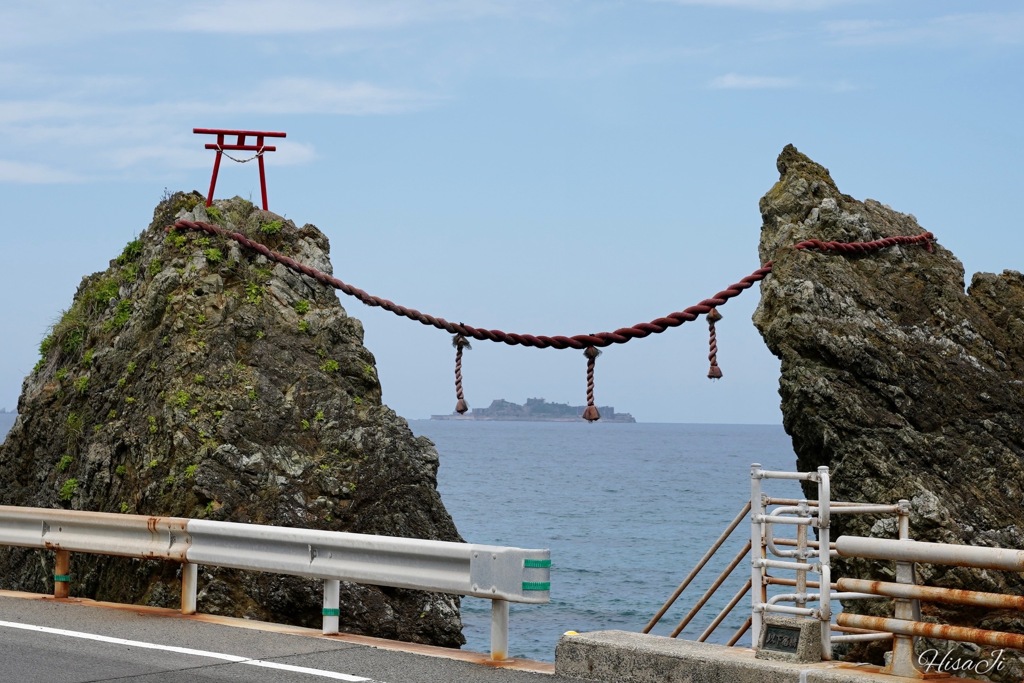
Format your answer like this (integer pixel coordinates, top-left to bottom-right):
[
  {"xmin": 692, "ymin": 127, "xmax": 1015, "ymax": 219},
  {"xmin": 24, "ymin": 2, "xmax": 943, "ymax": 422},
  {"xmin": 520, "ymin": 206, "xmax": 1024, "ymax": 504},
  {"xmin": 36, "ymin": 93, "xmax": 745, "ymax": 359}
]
[
  {"xmin": 754, "ymin": 146, "xmax": 1024, "ymax": 677},
  {"xmin": 0, "ymin": 192, "xmax": 464, "ymax": 647}
]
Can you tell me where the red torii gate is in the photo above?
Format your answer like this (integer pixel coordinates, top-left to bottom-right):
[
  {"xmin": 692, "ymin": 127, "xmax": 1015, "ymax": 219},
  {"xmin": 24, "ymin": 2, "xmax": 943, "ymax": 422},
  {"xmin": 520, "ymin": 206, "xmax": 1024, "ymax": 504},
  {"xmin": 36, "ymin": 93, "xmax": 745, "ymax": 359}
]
[{"xmin": 194, "ymin": 128, "xmax": 287, "ymax": 211}]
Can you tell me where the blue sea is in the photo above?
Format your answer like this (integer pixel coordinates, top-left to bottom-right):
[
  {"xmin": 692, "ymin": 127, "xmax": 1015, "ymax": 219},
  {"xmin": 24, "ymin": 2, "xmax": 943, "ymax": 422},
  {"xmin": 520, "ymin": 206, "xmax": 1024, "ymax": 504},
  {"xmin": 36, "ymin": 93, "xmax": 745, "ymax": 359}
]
[{"xmin": 0, "ymin": 414, "xmax": 801, "ymax": 662}]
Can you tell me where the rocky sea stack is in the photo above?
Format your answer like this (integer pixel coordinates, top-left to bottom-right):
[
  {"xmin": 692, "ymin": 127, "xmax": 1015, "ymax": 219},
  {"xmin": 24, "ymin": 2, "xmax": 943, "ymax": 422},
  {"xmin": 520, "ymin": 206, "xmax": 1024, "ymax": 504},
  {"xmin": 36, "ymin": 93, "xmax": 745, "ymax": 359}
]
[
  {"xmin": 0, "ymin": 192, "xmax": 464, "ymax": 647},
  {"xmin": 755, "ymin": 146, "xmax": 1024, "ymax": 677}
]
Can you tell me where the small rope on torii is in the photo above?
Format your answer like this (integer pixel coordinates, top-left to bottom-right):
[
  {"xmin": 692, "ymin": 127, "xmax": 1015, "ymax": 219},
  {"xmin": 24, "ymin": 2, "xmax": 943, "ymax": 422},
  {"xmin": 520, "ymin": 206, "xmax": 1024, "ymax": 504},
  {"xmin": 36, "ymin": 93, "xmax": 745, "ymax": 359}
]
[
  {"xmin": 216, "ymin": 144, "xmax": 265, "ymax": 163},
  {"xmin": 168, "ymin": 219, "xmax": 935, "ymax": 420}
]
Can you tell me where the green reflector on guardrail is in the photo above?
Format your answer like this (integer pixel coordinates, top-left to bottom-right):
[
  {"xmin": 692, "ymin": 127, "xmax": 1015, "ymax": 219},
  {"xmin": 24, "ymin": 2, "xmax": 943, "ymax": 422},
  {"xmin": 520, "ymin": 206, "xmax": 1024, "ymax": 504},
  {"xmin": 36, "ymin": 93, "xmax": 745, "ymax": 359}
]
[
  {"xmin": 322, "ymin": 608, "xmax": 341, "ymax": 617},
  {"xmin": 54, "ymin": 574, "xmax": 71, "ymax": 582},
  {"xmin": 522, "ymin": 581, "xmax": 550, "ymax": 591},
  {"xmin": 523, "ymin": 559, "xmax": 551, "ymax": 568}
]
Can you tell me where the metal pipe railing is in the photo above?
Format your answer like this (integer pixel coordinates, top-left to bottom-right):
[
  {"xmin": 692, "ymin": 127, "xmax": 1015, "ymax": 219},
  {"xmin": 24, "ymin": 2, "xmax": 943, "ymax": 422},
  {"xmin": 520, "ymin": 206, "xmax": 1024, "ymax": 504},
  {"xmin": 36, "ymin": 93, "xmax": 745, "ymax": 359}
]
[
  {"xmin": 766, "ymin": 498, "xmax": 873, "ymax": 507},
  {"xmin": 837, "ymin": 536, "xmax": 1024, "ymax": 572},
  {"xmin": 669, "ymin": 541, "xmax": 751, "ymax": 637},
  {"xmin": 835, "ymin": 503, "xmax": 1024, "ymax": 676},
  {"xmin": 652, "ymin": 462, "xmax": 916, "ymax": 663},
  {"xmin": 837, "ymin": 578, "xmax": 1024, "ymax": 610},
  {"xmin": 750, "ymin": 464, "xmax": 765, "ymax": 647},
  {"xmin": 697, "ymin": 579, "xmax": 751, "ymax": 643},
  {"xmin": 772, "ymin": 538, "xmax": 835, "ymax": 550},
  {"xmin": 727, "ymin": 617, "xmax": 751, "ymax": 646},
  {"xmin": 642, "ymin": 501, "xmax": 750, "ymax": 634},
  {"xmin": 838, "ymin": 614, "xmax": 1024, "ymax": 651},
  {"xmin": 831, "ymin": 631, "xmax": 894, "ymax": 643},
  {"xmin": 766, "ymin": 576, "xmax": 835, "ymax": 590},
  {"xmin": 816, "ymin": 466, "xmax": 832, "ymax": 659}
]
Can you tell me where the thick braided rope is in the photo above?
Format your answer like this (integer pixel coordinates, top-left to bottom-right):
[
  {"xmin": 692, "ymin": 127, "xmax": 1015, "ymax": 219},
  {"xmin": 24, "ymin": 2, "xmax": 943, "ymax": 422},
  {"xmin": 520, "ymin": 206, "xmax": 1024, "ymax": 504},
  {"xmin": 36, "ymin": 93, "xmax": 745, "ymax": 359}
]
[
  {"xmin": 172, "ymin": 219, "xmax": 930, "ymax": 350},
  {"xmin": 169, "ymin": 219, "xmax": 933, "ymax": 421},
  {"xmin": 452, "ymin": 334, "xmax": 470, "ymax": 414},
  {"xmin": 706, "ymin": 308, "xmax": 723, "ymax": 379},
  {"xmin": 582, "ymin": 347, "xmax": 601, "ymax": 422}
]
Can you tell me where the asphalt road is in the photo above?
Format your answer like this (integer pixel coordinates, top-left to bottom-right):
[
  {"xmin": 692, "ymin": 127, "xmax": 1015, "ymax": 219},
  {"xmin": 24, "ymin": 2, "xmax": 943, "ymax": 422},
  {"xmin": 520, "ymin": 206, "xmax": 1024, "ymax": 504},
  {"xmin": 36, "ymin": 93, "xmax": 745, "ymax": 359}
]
[{"xmin": 0, "ymin": 593, "xmax": 587, "ymax": 683}]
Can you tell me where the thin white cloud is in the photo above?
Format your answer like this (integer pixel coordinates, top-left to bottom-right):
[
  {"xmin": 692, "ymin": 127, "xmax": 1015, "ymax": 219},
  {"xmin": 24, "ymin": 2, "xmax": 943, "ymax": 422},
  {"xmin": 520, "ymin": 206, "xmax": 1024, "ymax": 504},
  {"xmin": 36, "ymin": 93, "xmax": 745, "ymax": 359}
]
[
  {"xmin": 709, "ymin": 73, "xmax": 798, "ymax": 89},
  {"xmin": 0, "ymin": 0, "xmax": 555, "ymax": 47},
  {"xmin": 269, "ymin": 141, "xmax": 317, "ymax": 166},
  {"xmin": 824, "ymin": 11, "xmax": 1024, "ymax": 46},
  {"xmin": 0, "ymin": 77, "xmax": 436, "ymax": 124},
  {"xmin": 103, "ymin": 144, "xmax": 210, "ymax": 172},
  {"xmin": 828, "ymin": 79, "xmax": 859, "ymax": 93},
  {"xmin": 243, "ymin": 78, "xmax": 440, "ymax": 115},
  {"xmin": 656, "ymin": 0, "xmax": 856, "ymax": 11},
  {"xmin": 0, "ymin": 160, "xmax": 84, "ymax": 184},
  {"xmin": 0, "ymin": 69, "xmax": 435, "ymax": 185},
  {"xmin": 169, "ymin": 0, "xmax": 546, "ymax": 35},
  {"xmin": 173, "ymin": 0, "xmax": 420, "ymax": 33}
]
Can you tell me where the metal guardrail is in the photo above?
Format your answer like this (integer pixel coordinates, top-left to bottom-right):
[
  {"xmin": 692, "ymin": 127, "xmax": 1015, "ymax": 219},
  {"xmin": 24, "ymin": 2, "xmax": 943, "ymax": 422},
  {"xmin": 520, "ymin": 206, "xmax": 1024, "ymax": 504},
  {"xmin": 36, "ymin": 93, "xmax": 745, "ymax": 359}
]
[
  {"xmin": 0, "ymin": 505, "xmax": 550, "ymax": 661},
  {"xmin": 836, "ymin": 535, "xmax": 1024, "ymax": 677},
  {"xmin": 644, "ymin": 464, "xmax": 907, "ymax": 661},
  {"xmin": 647, "ymin": 464, "xmax": 1024, "ymax": 677},
  {"xmin": 750, "ymin": 465, "xmax": 835, "ymax": 658}
]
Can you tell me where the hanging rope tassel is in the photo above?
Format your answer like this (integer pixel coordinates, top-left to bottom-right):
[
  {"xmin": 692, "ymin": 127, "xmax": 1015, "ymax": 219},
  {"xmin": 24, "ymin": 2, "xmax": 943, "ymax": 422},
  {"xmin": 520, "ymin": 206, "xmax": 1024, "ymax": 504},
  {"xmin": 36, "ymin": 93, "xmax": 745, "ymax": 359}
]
[
  {"xmin": 582, "ymin": 346, "xmax": 601, "ymax": 422},
  {"xmin": 452, "ymin": 333, "xmax": 471, "ymax": 414},
  {"xmin": 707, "ymin": 307, "xmax": 723, "ymax": 379}
]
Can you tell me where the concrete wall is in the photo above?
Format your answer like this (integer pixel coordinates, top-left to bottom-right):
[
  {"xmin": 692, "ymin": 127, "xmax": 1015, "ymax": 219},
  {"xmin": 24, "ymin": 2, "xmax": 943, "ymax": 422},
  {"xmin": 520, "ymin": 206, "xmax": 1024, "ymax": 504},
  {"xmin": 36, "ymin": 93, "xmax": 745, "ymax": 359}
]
[{"xmin": 554, "ymin": 631, "xmax": 977, "ymax": 683}]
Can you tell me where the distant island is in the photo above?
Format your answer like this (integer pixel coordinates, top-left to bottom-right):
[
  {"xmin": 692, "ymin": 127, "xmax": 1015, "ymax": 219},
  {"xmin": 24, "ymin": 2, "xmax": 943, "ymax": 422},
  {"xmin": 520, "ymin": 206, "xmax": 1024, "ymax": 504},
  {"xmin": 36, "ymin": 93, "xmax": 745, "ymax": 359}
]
[{"xmin": 431, "ymin": 398, "xmax": 636, "ymax": 423}]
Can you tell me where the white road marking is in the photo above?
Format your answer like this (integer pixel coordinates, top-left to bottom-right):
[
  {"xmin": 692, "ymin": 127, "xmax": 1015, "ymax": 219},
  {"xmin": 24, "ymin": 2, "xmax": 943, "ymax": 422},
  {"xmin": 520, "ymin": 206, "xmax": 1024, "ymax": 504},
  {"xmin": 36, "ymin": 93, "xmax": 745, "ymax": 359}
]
[{"xmin": 0, "ymin": 619, "xmax": 376, "ymax": 682}]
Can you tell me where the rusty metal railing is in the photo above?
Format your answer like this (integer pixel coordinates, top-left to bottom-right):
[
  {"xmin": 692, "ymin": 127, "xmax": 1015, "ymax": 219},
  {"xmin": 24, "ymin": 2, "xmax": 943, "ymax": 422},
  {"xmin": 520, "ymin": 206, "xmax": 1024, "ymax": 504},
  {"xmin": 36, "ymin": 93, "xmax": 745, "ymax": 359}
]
[
  {"xmin": 835, "ymin": 535, "xmax": 1024, "ymax": 677},
  {"xmin": 649, "ymin": 462, "xmax": 1024, "ymax": 675}
]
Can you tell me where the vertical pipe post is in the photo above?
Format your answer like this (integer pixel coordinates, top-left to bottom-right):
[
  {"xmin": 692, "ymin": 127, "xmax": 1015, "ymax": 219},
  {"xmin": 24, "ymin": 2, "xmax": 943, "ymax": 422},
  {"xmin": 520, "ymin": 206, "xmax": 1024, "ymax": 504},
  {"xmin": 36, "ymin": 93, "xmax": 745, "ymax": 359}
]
[
  {"xmin": 206, "ymin": 145, "xmax": 224, "ymax": 207},
  {"xmin": 750, "ymin": 463, "xmax": 764, "ymax": 648},
  {"xmin": 323, "ymin": 579, "xmax": 341, "ymax": 635},
  {"xmin": 53, "ymin": 550, "xmax": 71, "ymax": 599},
  {"xmin": 885, "ymin": 499, "xmax": 920, "ymax": 677},
  {"xmin": 181, "ymin": 562, "xmax": 198, "ymax": 614},
  {"xmin": 491, "ymin": 599, "xmax": 509, "ymax": 661},
  {"xmin": 817, "ymin": 466, "xmax": 832, "ymax": 660},
  {"xmin": 796, "ymin": 499, "xmax": 808, "ymax": 610},
  {"xmin": 886, "ymin": 560, "xmax": 918, "ymax": 675},
  {"xmin": 900, "ymin": 500, "xmax": 920, "ymax": 627}
]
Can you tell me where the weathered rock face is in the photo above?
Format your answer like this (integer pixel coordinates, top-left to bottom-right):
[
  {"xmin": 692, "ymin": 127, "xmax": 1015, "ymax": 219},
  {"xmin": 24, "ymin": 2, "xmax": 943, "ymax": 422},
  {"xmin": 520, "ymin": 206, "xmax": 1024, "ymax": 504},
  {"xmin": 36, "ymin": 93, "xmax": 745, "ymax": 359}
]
[
  {"xmin": 0, "ymin": 192, "xmax": 464, "ymax": 647},
  {"xmin": 754, "ymin": 145, "xmax": 1024, "ymax": 677}
]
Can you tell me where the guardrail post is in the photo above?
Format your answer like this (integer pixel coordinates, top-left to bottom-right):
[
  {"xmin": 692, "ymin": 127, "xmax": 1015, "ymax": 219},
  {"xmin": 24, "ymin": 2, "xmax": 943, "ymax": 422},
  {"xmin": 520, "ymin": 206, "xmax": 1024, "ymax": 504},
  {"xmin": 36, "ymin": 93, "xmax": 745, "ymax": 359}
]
[
  {"xmin": 491, "ymin": 599, "xmax": 509, "ymax": 661},
  {"xmin": 181, "ymin": 562, "xmax": 197, "ymax": 614},
  {"xmin": 885, "ymin": 499, "xmax": 920, "ymax": 677},
  {"xmin": 750, "ymin": 463, "xmax": 764, "ymax": 647},
  {"xmin": 53, "ymin": 550, "xmax": 71, "ymax": 598},
  {"xmin": 796, "ymin": 500, "xmax": 809, "ymax": 610},
  {"xmin": 323, "ymin": 579, "xmax": 340, "ymax": 635},
  {"xmin": 816, "ymin": 466, "xmax": 831, "ymax": 660}
]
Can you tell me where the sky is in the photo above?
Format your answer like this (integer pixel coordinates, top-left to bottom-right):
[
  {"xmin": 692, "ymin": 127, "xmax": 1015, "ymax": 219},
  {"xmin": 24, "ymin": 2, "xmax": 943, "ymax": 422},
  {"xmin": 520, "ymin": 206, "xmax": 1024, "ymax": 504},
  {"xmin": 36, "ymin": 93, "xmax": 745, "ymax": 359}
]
[{"xmin": 0, "ymin": 1, "xmax": 1021, "ymax": 424}]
